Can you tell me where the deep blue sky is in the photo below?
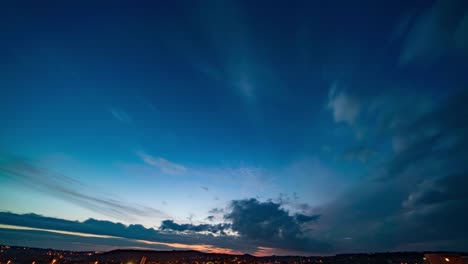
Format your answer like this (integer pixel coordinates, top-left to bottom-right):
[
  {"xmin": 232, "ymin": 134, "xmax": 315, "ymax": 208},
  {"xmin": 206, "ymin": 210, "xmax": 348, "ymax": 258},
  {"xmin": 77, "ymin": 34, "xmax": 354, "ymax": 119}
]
[{"xmin": 1, "ymin": 0, "xmax": 468, "ymax": 256}]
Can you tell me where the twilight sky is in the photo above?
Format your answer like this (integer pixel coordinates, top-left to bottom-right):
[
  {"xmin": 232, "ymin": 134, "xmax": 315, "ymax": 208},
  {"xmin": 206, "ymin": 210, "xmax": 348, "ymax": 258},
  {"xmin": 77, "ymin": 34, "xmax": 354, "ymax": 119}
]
[{"xmin": 1, "ymin": 0, "xmax": 468, "ymax": 256}]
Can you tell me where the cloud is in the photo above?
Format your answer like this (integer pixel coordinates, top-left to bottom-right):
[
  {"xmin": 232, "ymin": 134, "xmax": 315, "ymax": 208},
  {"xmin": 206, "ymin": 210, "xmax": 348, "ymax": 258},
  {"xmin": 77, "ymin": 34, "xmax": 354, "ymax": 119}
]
[
  {"xmin": 295, "ymin": 214, "xmax": 320, "ymax": 223},
  {"xmin": 341, "ymin": 146, "xmax": 374, "ymax": 163},
  {"xmin": 159, "ymin": 220, "xmax": 231, "ymax": 235},
  {"xmin": 0, "ymin": 199, "xmax": 327, "ymax": 254},
  {"xmin": 0, "ymin": 225, "xmax": 171, "ymax": 252},
  {"xmin": 0, "ymin": 156, "xmax": 167, "ymax": 222},
  {"xmin": 327, "ymin": 83, "xmax": 361, "ymax": 126},
  {"xmin": 109, "ymin": 107, "xmax": 132, "ymax": 124},
  {"xmin": 0, "ymin": 212, "xmax": 148, "ymax": 241},
  {"xmin": 156, "ymin": 0, "xmax": 272, "ymax": 111},
  {"xmin": 280, "ymin": 157, "xmax": 346, "ymax": 206},
  {"xmin": 0, "ymin": 212, "xmax": 256, "ymax": 255},
  {"xmin": 208, "ymin": 208, "xmax": 224, "ymax": 214},
  {"xmin": 403, "ymin": 173, "xmax": 467, "ymax": 209},
  {"xmin": 225, "ymin": 198, "xmax": 328, "ymax": 252},
  {"xmin": 136, "ymin": 151, "xmax": 187, "ymax": 175},
  {"xmin": 315, "ymin": 90, "xmax": 468, "ymax": 252},
  {"xmin": 0, "ymin": 213, "xmax": 242, "ymax": 254},
  {"xmin": 399, "ymin": 0, "xmax": 468, "ymax": 65}
]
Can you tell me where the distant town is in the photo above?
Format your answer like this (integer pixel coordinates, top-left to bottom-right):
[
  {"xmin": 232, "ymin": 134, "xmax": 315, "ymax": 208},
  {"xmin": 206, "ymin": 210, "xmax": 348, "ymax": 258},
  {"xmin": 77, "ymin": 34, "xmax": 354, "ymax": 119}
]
[{"xmin": 1, "ymin": 245, "xmax": 467, "ymax": 264}]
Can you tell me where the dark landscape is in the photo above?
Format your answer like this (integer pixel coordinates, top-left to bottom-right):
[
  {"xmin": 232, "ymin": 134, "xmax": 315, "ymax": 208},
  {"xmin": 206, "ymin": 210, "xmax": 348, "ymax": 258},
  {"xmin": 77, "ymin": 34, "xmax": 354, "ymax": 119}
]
[{"xmin": 2, "ymin": 245, "xmax": 468, "ymax": 264}]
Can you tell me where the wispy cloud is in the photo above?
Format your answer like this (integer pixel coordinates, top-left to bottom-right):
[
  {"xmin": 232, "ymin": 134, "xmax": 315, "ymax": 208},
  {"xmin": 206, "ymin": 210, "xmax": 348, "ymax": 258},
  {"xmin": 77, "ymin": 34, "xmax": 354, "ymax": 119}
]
[
  {"xmin": 109, "ymin": 107, "xmax": 132, "ymax": 124},
  {"xmin": 0, "ymin": 156, "xmax": 167, "ymax": 222},
  {"xmin": 136, "ymin": 151, "xmax": 187, "ymax": 175},
  {"xmin": 399, "ymin": 0, "xmax": 468, "ymax": 65},
  {"xmin": 156, "ymin": 0, "xmax": 275, "ymax": 111}
]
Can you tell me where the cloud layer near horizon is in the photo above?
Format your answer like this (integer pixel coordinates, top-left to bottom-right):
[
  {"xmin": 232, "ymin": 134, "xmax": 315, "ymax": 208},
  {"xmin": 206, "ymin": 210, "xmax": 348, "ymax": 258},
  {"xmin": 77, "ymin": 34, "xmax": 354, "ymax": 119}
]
[{"xmin": 0, "ymin": 203, "xmax": 324, "ymax": 256}]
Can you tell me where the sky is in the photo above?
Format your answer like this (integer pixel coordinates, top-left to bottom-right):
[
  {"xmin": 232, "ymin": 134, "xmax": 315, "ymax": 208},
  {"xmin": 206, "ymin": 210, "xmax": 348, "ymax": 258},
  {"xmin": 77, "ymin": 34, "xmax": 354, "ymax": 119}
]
[{"xmin": 1, "ymin": 0, "xmax": 468, "ymax": 256}]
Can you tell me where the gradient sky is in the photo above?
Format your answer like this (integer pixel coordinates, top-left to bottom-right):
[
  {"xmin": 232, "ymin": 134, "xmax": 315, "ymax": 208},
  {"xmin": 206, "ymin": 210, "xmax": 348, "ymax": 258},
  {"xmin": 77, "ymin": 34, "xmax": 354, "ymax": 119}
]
[{"xmin": 1, "ymin": 0, "xmax": 468, "ymax": 256}]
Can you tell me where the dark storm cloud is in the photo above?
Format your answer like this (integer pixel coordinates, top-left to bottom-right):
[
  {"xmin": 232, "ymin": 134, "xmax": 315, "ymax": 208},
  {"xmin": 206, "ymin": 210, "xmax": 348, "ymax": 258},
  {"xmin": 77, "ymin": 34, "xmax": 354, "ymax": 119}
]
[
  {"xmin": 295, "ymin": 214, "xmax": 320, "ymax": 223},
  {"xmin": 381, "ymin": 91, "xmax": 468, "ymax": 180},
  {"xmin": 381, "ymin": 92, "xmax": 468, "ymax": 249},
  {"xmin": 403, "ymin": 173, "xmax": 468, "ymax": 208},
  {"xmin": 226, "ymin": 199, "xmax": 300, "ymax": 241},
  {"xmin": 0, "ymin": 156, "xmax": 167, "ymax": 221},
  {"xmin": 317, "ymin": 90, "xmax": 468, "ymax": 252},
  {"xmin": 159, "ymin": 220, "xmax": 230, "ymax": 234},
  {"xmin": 225, "ymin": 199, "xmax": 328, "ymax": 252}
]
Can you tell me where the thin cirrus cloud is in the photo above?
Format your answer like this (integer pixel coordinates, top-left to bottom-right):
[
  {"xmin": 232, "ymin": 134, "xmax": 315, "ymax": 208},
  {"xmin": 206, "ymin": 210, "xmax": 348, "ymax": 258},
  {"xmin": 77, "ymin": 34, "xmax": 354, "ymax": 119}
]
[
  {"xmin": 136, "ymin": 151, "xmax": 187, "ymax": 175},
  {"xmin": 160, "ymin": 0, "xmax": 274, "ymax": 110},
  {"xmin": 134, "ymin": 151, "xmax": 270, "ymax": 197},
  {"xmin": 109, "ymin": 107, "xmax": 132, "ymax": 124},
  {"xmin": 399, "ymin": 0, "xmax": 468, "ymax": 65},
  {"xmin": 0, "ymin": 156, "xmax": 167, "ymax": 222}
]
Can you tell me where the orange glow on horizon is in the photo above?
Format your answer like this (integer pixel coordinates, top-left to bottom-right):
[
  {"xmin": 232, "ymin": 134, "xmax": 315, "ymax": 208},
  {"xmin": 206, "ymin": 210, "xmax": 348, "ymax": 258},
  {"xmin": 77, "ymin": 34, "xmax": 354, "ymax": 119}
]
[
  {"xmin": 0, "ymin": 223, "xmax": 243, "ymax": 255},
  {"xmin": 134, "ymin": 239, "xmax": 243, "ymax": 255},
  {"xmin": 254, "ymin": 246, "xmax": 322, "ymax": 257}
]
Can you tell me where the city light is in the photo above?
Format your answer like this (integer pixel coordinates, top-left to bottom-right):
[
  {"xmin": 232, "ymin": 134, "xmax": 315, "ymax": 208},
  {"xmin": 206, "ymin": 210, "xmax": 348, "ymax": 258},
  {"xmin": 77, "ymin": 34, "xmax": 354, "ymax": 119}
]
[{"xmin": 1, "ymin": 245, "xmax": 466, "ymax": 264}]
